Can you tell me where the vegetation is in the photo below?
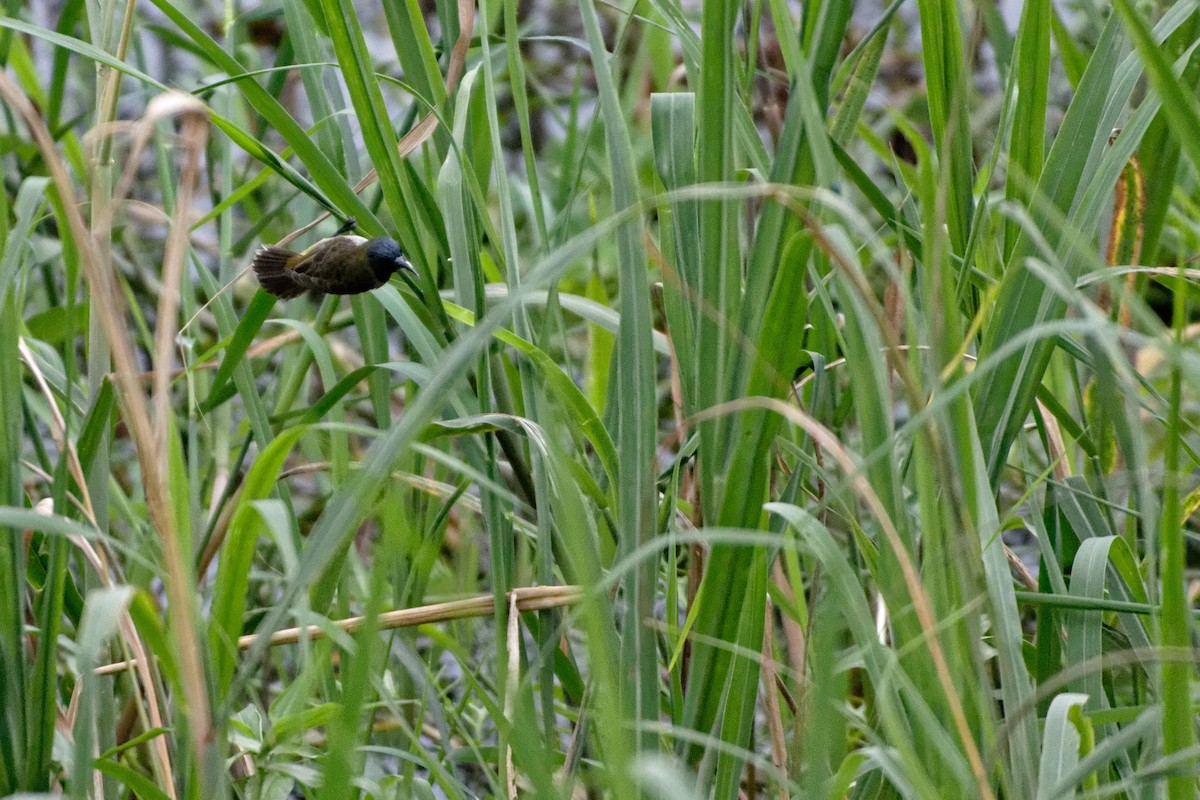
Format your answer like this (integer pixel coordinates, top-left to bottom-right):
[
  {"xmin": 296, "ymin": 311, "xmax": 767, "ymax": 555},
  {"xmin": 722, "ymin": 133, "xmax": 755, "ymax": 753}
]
[{"xmin": 2, "ymin": 0, "xmax": 1199, "ymax": 797}]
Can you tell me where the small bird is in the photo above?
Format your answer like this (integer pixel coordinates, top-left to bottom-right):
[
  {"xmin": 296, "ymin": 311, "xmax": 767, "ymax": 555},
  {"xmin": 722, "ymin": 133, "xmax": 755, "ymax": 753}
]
[{"xmin": 251, "ymin": 232, "xmax": 415, "ymax": 299}]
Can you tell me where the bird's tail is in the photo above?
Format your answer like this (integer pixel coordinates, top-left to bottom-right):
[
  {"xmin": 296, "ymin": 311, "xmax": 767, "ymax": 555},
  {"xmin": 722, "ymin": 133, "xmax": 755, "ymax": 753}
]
[{"xmin": 251, "ymin": 246, "xmax": 303, "ymax": 298}]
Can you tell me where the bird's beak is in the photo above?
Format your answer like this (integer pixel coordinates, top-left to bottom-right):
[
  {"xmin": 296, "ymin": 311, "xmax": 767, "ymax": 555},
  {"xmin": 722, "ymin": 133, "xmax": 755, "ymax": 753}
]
[
  {"xmin": 396, "ymin": 256, "xmax": 416, "ymax": 274},
  {"xmin": 393, "ymin": 265, "xmax": 426, "ymax": 304}
]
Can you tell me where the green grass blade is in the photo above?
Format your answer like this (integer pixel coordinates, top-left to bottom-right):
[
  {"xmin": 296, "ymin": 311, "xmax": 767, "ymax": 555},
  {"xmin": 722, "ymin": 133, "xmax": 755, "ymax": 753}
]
[
  {"xmin": 580, "ymin": 0, "xmax": 659, "ymax": 764},
  {"xmin": 1037, "ymin": 693, "xmax": 1090, "ymax": 799},
  {"xmin": 1003, "ymin": 0, "xmax": 1051, "ymax": 257},
  {"xmin": 975, "ymin": 13, "xmax": 1125, "ymax": 483},
  {"xmin": 914, "ymin": 0, "xmax": 973, "ymax": 253}
]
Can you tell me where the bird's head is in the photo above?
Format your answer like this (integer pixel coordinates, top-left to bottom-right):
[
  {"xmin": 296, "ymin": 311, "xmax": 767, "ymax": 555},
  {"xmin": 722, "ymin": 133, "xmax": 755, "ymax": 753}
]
[{"xmin": 365, "ymin": 237, "xmax": 416, "ymax": 282}]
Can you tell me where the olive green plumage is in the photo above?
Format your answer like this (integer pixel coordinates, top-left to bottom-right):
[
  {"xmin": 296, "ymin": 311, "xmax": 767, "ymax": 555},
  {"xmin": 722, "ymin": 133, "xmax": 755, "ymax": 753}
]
[{"xmin": 251, "ymin": 235, "xmax": 415, "ymax": 299}]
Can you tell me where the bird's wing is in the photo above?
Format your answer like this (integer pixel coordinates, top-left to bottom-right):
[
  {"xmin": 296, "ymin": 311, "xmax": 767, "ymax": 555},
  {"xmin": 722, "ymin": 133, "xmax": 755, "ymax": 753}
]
[
  {"xmin": 285, "ymin": 271, "xmax": 335, "ymax": 294},
  {"xmin": 290, "ymin": 237, "xmax": 361, "ymax": 276}
]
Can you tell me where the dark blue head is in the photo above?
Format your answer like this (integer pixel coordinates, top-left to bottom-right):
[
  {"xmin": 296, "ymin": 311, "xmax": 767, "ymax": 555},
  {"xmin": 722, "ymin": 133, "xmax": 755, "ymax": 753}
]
[{"xmin": 365, "ymin": 237, "xmax": 414, "ymax": 281}]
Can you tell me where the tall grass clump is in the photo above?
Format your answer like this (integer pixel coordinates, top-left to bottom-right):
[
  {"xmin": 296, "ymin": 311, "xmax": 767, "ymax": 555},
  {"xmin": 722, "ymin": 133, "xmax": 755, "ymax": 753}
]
[{"xmin": 1, "ymin": 0, "xmax": 1199, "ymax": 798}]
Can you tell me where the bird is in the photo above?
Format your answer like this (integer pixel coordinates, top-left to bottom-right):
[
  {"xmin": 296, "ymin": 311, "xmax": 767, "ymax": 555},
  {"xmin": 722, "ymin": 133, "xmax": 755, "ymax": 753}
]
[{"xmin": 251, "ymin": 233, "xmax": 416, "ymax": 299}]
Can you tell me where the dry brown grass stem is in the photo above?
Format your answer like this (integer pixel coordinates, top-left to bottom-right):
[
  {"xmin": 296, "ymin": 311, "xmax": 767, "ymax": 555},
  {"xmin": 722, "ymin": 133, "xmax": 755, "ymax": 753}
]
[
  {"xmin": 760, "ymin": 599, "xmax": 790, "ymax": 800},
  {"xmin": 0, "ymin": 73, "xmax": 212, "ymax": 775},
  {"xmin": 94, "ymin": 585, "xmax": 583, "ymax": 676}
]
